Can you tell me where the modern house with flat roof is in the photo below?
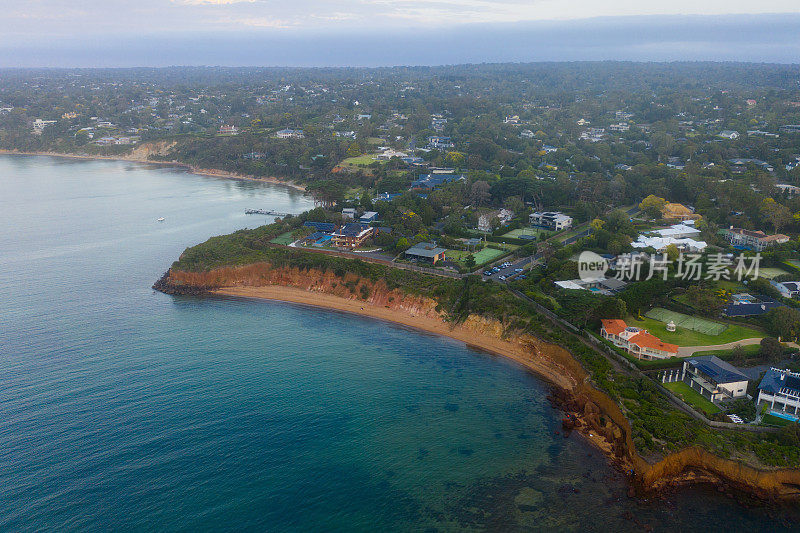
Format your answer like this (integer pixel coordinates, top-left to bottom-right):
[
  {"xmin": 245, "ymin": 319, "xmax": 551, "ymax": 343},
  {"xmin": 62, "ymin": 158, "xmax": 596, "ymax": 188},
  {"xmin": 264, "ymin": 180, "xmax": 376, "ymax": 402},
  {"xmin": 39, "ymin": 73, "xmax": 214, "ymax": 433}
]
[
  {"xmin": 359, "ymin": 211, "xmax": 379, "ymax": 223},
  {"xmin": 681, "ymin": 355, "xmax": 749, "ymax": 403},
  {"xmin": 771, "ymin": 281, "xmax": 800, "ymax": 299},
  {"xmin": 404, "ymin": 242, "xmax": 447, "ymax": 264},
  {"xmin": 330, "ymin": 223, "xmax": 374, "ymax": 248},
  {"xmin": 530, "ymin": 211, "xmax": 573, "ymax": 231},
  {"xmin": 757, "ymin": 368, "xmax": 800, "ymax": 421},
  {"xmin": 600, "ymin": 319, "xmax": 678, "ymax": 360},
  {"xmin": 723, "ymin": 293, "xmax": 783, "ymax": 317}
]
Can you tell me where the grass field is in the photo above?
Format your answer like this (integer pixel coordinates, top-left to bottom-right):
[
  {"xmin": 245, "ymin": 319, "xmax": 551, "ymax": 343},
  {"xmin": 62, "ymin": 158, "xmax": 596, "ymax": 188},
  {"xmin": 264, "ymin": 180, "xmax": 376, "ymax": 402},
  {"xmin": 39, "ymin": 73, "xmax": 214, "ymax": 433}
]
[
  {"xmin": 626, "ymin": 312, "xmax": 762, "ymax": 347},
  {"xmin": 645, "ymin": 308, "xmax": 726, "ymax": 335},
  {"xmin": 501, "ymin": 227, "xmax": 552, "ymax": 240},
  {"xmin": 692, "ymin": 344, "xmax": 761, "ymax": 359},
  {"xmin": 756, "ymin": 267, "xmax": 790, "ymax": 280},
  {"xmin": 784, "ymin": 259, "xmax": 800, "ymax": 272},
  {"xmin": 762, "ymin": 413, "xmax": 795, "ymax": 427},
  {"xmin": 340, "ymin": 155, "xmax": 379, "ymax": 167},
  {"xmin": 664, "ymin": 381, "xmax": 721, "ymax": 415},
  {"xmin": 269, "ymin": 231, "xmax": 296, "ymax": 245},
  {"xmin": 447, "ymin": 247, "xmax": 506, "ymax": 266}
]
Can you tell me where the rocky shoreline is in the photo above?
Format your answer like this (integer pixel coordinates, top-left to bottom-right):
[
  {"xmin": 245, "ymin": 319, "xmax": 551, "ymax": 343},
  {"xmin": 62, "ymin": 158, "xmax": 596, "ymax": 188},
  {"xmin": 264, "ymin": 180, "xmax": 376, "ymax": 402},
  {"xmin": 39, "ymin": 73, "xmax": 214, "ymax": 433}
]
[{"xmin": 153, "ymin": 265, "xmax": 800, "ymax": 503}]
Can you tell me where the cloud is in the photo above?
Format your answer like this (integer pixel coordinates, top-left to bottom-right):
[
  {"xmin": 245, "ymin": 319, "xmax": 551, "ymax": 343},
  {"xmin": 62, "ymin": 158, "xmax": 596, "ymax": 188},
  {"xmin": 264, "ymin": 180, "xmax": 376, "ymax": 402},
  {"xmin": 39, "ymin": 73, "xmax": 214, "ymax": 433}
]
[{"xmin": 173, "ymin": 0, "xmax": 255, "ymax": 5}]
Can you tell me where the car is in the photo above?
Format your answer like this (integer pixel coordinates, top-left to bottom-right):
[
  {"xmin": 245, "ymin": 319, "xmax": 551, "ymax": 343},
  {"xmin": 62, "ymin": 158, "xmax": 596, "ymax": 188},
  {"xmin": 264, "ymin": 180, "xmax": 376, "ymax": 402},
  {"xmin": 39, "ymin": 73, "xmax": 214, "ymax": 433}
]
[
  {"xmin": 514, "ymin": 268, "xmax": 523, "ymax": 273},
  {"xmin": 498, "ymin": 275, "xmax": 507, "ymax": 280},
  {"xmin": 483, "ymin": 271, "xmax": 493, "ymax": 276},
  {"xmin": 492, "ymin": 266, "xmax": 501, "ymax": 272}
]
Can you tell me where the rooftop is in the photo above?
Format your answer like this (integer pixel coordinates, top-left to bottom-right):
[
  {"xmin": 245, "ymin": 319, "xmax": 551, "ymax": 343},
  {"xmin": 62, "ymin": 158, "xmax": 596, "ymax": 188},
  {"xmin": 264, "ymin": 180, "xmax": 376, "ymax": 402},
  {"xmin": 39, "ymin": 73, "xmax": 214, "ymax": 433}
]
[{"xmin": 687, "ymin": 355, "xmax": 749, "ymax": 385}]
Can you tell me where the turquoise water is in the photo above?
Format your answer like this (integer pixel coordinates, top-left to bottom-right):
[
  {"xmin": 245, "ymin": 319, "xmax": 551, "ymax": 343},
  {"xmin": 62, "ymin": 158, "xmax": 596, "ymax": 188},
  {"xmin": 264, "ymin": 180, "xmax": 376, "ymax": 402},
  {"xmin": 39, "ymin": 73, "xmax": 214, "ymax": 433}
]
[{"xmin": 0, "ymin": 155, "xmax": 797, "ymax": 531}]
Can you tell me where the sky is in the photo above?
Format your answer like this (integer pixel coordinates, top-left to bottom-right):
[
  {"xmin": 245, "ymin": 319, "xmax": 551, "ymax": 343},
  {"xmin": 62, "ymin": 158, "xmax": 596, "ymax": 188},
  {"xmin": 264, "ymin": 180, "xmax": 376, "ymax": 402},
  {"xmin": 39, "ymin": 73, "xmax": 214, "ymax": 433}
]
[{"xmin": 1, "ymin": 1, "xmax": 800, "ymax": 66}]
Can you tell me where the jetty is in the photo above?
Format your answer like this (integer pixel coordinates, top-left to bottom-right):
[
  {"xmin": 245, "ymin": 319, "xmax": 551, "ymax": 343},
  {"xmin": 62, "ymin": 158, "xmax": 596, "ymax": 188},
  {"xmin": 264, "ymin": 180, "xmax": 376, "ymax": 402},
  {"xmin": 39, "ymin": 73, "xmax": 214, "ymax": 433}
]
[{"xmin": 245, "ymin": 209, "xmax": 291, "ymax": 216}]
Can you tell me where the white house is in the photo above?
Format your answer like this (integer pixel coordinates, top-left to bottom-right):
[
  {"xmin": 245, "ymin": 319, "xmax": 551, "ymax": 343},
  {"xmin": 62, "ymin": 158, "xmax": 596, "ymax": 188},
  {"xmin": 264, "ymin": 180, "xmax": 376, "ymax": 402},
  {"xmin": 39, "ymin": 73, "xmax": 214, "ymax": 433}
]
[
  {"xmin": 681, "ymin": 356, "xmax": 749, "ymax": 403},
  {"xmin": 757, "ymin": 368, "xmax": 800, "ymax": 422},
  {"xmin": 771, "ymin": 280, "xmax": 800, "ymax": 299},
  {"xmin": 530, "ymin": 211, "xmax": 573, "ymax": 231},
  {"xmin": 600, "ymin": 319, "xmax": 679, "ymax": 360},
  {"xmin": 718, "ymin": 130, "xmax": 740, "ymax": 140}
]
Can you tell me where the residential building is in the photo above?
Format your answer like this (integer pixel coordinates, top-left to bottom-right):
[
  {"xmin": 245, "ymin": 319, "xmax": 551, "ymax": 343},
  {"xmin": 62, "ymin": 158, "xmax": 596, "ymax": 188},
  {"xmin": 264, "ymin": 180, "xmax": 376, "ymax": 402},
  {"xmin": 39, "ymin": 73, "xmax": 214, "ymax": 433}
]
[
  {"xmin": 530, "ymin": 211, "xmax": 573, "ymax": 231},
  {"xmin": 478, "ymin": 209, "xmax": 514, "ymax": 232},
  {"xmin": 341, "ymin": 208, "xmax": 356, "ymax": 220},
  {"xmin": 330, "ymin": 223, "xmax": 375, "ymax": 247},
  {"xmin": 410, "ymin": 173, "xmax": 465, "ymax": 190},
  {"xmin": 276, "ymin": 128, "xmax": 304, "ymax": 139},
  {"xmin": 219, "ymin": 125, "xmax": 239, "ymax": 135},
  {"xmin": 718, "ymin": 130, "xmax": 740, "ymax": 140},
  {"xmin": 608, "ymin": 122, "xmax": 630, "ymax": 132},
  {"xmin": 600, "ymin": 319, "xmax": 679, "ymax": 360},
  {"xmin": 723, "ymin": 293, "xmax": 784, "ymax": 317},
  {"xmin": 757, "ymin": 368, "xmax": 800, "ymax": 421},
  {"xmin": 555, "ymin": 277, "xmax": 627, "ymax": 295},
  {"xmin": 720, "ymin": 227, "xmax": 790, "ymax": 251},
  {"xmin": 681, "ymin": 356, "xmax": 749, "ymax": 403},
  {"xmin": 375, "ymin": 149, "xmax": 408, "ymax": 160},
  {"xmin": 631, "ymin": 223, "xmax": 707, "ymax": 252},
  {"xmin": 771, "ymin": 281, "xmax": 800, "ymax": 299},
  {"xmin": 427, "ymin": 136, "xmax": 455, "ymax": 150},
  {"xmin": 661, "ymin": 203, "xmax": 701, "ymax": 222},
  {"xmin": 404, "ymin": 242, "xmax": 447, "ymax": 264},
  {"xmin": 359, "ymin": 211, "xmax": 379, "ymax": 223}
]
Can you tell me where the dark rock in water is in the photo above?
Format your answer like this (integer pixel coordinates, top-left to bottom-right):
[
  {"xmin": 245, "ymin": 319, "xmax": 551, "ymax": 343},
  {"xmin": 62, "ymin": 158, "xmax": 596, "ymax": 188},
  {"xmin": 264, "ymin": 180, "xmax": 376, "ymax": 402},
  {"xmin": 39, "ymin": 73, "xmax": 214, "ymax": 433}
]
[
  {"xmin": 444, "ymin": 402, "xmax": 459, "ymax": 412},
  {"xmin": 458, "ymin": 447, "xmax": 474, "ymax": 456},
  {"xmin": 494, "ymin": 432, "xmax": 503, "ymax": 439},
  {"xmin": 152, "ymin": 270, "xmax": 214, "ymax": 295}
]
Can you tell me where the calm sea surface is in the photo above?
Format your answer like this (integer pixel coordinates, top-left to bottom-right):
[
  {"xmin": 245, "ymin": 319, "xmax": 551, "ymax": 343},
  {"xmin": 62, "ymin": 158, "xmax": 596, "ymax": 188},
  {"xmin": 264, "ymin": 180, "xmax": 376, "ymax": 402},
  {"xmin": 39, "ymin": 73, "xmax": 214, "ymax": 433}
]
[{"xmin": 0, "ymin": 155, "xmax": 796, "ymax": 531}]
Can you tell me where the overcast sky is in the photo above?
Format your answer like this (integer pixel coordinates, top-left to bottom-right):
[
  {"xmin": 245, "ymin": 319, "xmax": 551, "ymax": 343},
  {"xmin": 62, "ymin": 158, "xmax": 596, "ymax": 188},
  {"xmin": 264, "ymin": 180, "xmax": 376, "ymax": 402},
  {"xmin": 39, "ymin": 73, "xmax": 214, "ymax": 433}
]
[{"xmin": 1, "ymin": 1, "xmax": 800, "ymax": 66}]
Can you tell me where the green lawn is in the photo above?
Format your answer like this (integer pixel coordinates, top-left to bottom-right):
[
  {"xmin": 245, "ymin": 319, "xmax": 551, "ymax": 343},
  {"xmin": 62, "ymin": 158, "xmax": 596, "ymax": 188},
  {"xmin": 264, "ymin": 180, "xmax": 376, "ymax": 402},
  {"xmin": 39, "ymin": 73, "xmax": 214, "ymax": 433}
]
[
  {"xmin": 757, "ymin": 267, "xmax": 790, "ymax": 280},
  {"xmin": 269, "ymin": 231, "xmax": 296, "ymax": 245},
  {"xmin": 691, "ymin": 344, "xmax": 761, "ymax": 359},
  {"xmin": 625, "ymin": 314, "xmax": 762, "ymax": 347},
  {"xmin": 340, "ymin": 154, "xmax": 380, "ymax": 166},
  {"xmin": 783, "ymin": 259, "xmax": 800, "ymax": 272},
  {"xmin": 663, "ymin": 381, "xmax": 721, "ymax": 415},
  {"xmin": 762, "ymin": 413, "xmax": 795, "ymax": 427},
  {"xmin": 502, "ymin": 227, "xmax": 552, "ymax": 240},
  {"xmin": 447, "ymin": 247, "xmax": 506, "ymax": 267}
]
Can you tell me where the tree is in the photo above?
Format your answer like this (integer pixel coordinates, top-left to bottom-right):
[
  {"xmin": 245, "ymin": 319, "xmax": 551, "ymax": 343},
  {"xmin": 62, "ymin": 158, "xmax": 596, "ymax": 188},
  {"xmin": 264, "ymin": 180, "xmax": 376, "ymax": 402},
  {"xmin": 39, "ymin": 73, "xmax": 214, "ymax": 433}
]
[
  {"xmin": 760, "ymin": 337, "xmax": 784, "ymax": 363},
  {"xmin": 464, "ymin": 254, "xmax": 476, "ymax": 271},
  {"xmin": 664, "ymin": 243, "xmax": 680, "ymax": 262},
  {"xmin": 470, "ymin": 180, "xmax": 492, "ymax": 206},
  {"xmin": 765, "ymin": 307, "xmax": 800, "ymax": 341},
  {"xmin": 639, "ymin": 195, "xmax": 667, "ymax": 219},
  {"xmin": 760, "ymin": 198, "xmax": 792, "ymax": 233},
  {"xmin": 685, "ymin": 285, "xmax": 724, "ymax": 317},
  {"xmin": 346, "ymin": 142, "xmax": 362, "ymax": 157}
]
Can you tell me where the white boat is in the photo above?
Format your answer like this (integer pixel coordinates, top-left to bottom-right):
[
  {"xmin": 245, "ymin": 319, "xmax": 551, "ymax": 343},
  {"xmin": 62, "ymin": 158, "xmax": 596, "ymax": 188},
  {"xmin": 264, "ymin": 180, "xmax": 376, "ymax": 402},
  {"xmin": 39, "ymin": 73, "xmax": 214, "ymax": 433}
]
[{"xmin": 157, "ymin": 217, "xmax": 165, "ymax": 222}]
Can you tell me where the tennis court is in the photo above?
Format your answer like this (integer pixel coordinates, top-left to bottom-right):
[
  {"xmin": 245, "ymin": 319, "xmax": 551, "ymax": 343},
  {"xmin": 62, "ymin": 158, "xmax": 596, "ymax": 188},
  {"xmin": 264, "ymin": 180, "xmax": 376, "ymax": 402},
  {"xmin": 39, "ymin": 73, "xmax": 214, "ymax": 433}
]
[
  {"xmin": 447, "ymin": 247, "xmax": 506, "ymax": 265},
  {"xmin": 502, "ymin": 227, "xmax": 551, "ymax": 240},
  {"xmin": 756, "ymin": 267, "xmax": 789, "ymax": 280},
  {"xmin": 645, "ymin": 308, "xmax": 727, "ymax": 336}
]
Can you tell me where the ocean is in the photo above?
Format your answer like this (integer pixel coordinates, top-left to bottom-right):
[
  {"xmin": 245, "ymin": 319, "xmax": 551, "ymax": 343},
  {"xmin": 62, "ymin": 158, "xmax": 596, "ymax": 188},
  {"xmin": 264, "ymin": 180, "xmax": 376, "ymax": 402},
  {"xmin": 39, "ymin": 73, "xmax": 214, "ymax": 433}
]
[{"xmin": 0, "ymin": 155, "xmax": 796, "ymax": 531}]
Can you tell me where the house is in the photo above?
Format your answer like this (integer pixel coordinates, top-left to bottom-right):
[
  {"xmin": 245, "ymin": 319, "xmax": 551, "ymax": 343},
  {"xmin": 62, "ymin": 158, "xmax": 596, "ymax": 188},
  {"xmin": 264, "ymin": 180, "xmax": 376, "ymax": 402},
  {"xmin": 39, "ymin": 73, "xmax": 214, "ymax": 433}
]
[
  {"xmin": 276, "ymin": 128, "xmax": 304, "ymax": 139},
  {"xmin": 404, "ymin": 242, "xmax": 447, "ymax": 264},
  {"xmin": 555, "ymin": 277, "xmax": 627, "ymax": 295},
  {"xmin": 342, "ymin": 208, "xmax": 356, "ymax": 220},
  {"xmin": 727, "ymin": 158, "xmax": 774, "ymax": 172},
  {"xmin": 600, "ymin": 319, "xmax": 679, "ymax": 360},
  {"xmin": 359, "ymin": 211, "xmax": 379, "ymax": 223},
  {"xmin": 661, "ymin": 203, "xmax": 701, "ymax": 222},
  {"xmin": 757, "ymin": 368, "xmax": 800, "ymax": 422},
  {"xmin": 771, "ymin": 281, "xmax": 800, "ymax": 299},
  {"xmin": 681, "ymin": 356, "xmax": 749, "ymax": 403},
  {"xmin": 219, "ymin": 125, "xmax": 238, "ymax": 135},
  {"xmin": 427, "ymin": 136, "xmax": 455, "ymax": 150},
  {"xmin": 580, "ymin": 128, "xmax": 606, "ymax": 142},
  {"xmin": 376, "ymin": 149, "xmax": 408, "ymax": 160},
  {"xmin": 631, "ymin": 223, "xmax": 707, "ymax": 252},
  {"xmin": 520, "ymin": 129, "xmax": 535, "ymax": 139},
  {"xmin": 373, "ymin": 192, "xmax": 402, "ymax": 203},
  {"xmin": 303, "ymin": 221, "xmax": 337, "ymax": 232},
  {"xmin": 410, "ymin": 173, "xmax": 465, "ymax": 190},
  {"xmin": 720, "ymin": 227, "xmax": 790, "ymax": 251},
  {"xmin": 723, "ymin": 293, "xmax": 784, "ymax": 317},
  {"xmin": 330, "ymin": 223, "xmax": 375, "ymax": 248},
  {"xmin": 718, "ymin": 130, "xmax": 740, "ymax": 140},
  {"xmin": 608, "ymin": 123, "xmax": 630, "ymax": 132},
  {"xmin": 478, "ymin": 209, "xmax": 514, "ymax": 232},
  {"xmin": 542, "ymin": 145, "xmax": 558, "ymax": 153},
  {"xmin": 530, "ymin": 211, "xmax": 573, "ymax": 231}
]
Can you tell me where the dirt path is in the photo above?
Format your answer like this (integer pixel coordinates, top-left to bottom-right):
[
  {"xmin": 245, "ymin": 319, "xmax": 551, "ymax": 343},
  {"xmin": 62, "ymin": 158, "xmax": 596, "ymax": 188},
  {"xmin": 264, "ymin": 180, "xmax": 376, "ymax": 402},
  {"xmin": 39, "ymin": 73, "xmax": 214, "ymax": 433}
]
[{"xmin": 676, "ymin": 337, "xmax": 763, "ymax": 356}]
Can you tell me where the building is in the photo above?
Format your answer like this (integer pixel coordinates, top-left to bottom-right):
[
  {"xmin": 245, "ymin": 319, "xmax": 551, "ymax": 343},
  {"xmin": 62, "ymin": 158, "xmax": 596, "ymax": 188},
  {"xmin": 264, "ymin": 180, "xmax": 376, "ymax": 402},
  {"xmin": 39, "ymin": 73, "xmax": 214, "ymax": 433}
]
[
  {"xmin": 404, "ymin": 242, "xmax": 447, "ymax": 264},
  {"xmin": 530, "ymin": 211, "xmax": 573, "ymax": 231},
  {"xmin": 723, "ymin": 293, "xmax": 784, "ymax": 317},
  {"xmin": 427, "ymin": 136, "xmax": 455, "ymax": 150},
  {"xmin": 600, "ymin": 319, "xmax": 679, "ymax": 360},
  {"xmin": 376, "ymin": 149, "xmax": 409, "ymax": 160},
  {"xmin": 681, "ymin": 356, "xmax": 749, "ymax": 403},
  {"xmin": 608, "ymin": 122, "xmax": 630, "ymax": 132},
  {"xmin": 409, "ymin": 173, "xmax": 465, "ymax": 190},
  {"xmin": 720, "ymin": 227, "xmax": 789, "ymax": 251},
  {"xmin": 341, "ymin": 208, "xmax": 356, "ymax": 220},
  {"xmin": 631, "ymin": 224, "xmax": 707, "ymax": 253},
  {"xmin": 718, "ymin": 130, "xmax": 740, "ymax": 140},
  {"xmin": 661, "ymin": 203, "xmax": 701, "ymax": 222},
  {"xmin": 359, "ymin": 211, "xmax": 379, "ymax": 223},
  {"xmin": 330, "ymin": 223, "xmax": 375, "ymax": 248},
  {"xmin": 219, "ymin": 125, "xmax": 239, "ymax": 135},
  {"xmin": 478, "ymin": 209, "xmax": 514, "ymax": 232},
  {"xmin": 276, "ymin": 128, "xmax": 304, "ymax": 139},
  {"xmin": 555, "ymin": 277, "xmax": 627, "ymax": 295},
  {"xmin": 757, "ymin": 368, "xmax": 800, "ymax": 421},
  {"xmin": 303, "ymin": 221, "xmax": 337, "ymax": 232},
  {"xmin": 771, "ymin": 281, "xmax": 800, "ymax": 299}
]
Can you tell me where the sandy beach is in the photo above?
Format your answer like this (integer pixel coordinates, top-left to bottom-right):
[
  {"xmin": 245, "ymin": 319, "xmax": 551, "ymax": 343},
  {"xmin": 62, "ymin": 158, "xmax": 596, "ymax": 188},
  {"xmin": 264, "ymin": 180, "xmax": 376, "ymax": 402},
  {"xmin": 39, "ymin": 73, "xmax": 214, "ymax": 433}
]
[{"xmin": 0, "ymin": 149, "xmax": 307, "ymax": 192}]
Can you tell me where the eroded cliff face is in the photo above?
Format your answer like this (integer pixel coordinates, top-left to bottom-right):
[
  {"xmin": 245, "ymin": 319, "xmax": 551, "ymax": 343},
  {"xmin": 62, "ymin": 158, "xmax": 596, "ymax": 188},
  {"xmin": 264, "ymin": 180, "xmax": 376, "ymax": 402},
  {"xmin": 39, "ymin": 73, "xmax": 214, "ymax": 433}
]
[{"xmin": 155, "ymin": 262, "xmax": 800, "ymax": 501}]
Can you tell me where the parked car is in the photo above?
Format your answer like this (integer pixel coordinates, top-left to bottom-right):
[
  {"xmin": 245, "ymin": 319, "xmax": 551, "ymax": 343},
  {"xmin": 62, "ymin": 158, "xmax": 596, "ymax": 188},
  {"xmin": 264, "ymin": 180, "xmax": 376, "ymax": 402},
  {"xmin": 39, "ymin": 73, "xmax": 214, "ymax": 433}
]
[
  {"xmin": 514, "ymin": 268, "xmax": 523, "ymax": 273},
  {"xmin": 483, "ymin": 270, "xmax": 493, "ymax": 276},
  {"xmin": 498, "ymin": 275, "xmax": 507, "ymax": 280}
]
